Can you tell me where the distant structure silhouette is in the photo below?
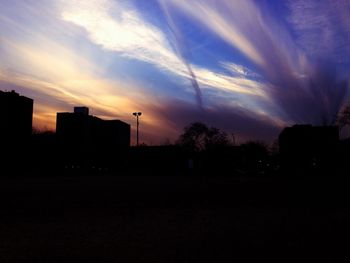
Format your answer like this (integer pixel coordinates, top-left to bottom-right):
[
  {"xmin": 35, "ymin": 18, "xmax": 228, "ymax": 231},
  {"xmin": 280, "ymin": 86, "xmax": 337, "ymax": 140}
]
[
  {"xmin": 132, "ymin": 112, "xmax": 142, "ymax": 146},
  {"xmin": 56, "ymin": 107, "xmax": 130, "ymax": 151},
  {"xmin": 279, "ymin": 124, "xmax": 339, "ymax": 174},
  {"xmin": 0, "ymin": 90, "xmax": 33, "ymax": 141}
]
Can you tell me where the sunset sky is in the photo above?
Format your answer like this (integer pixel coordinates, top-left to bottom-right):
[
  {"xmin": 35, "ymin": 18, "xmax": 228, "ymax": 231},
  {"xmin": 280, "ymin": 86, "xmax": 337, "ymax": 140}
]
[{"xmin": 1, "ymin": 0, "xmax": 349, "ymax": 144}]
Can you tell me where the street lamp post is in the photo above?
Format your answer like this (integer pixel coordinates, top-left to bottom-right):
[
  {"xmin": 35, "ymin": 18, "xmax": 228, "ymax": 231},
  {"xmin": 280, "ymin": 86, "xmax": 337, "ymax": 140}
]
[{"xmin": 132, "ymin": 112, "xmax": 142, "ymax": 146}]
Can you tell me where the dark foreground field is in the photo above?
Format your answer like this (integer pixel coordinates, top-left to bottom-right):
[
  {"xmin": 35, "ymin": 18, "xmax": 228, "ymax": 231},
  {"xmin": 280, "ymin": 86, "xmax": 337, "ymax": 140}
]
[{"xmin": 0, "ymin": 175, "xmax": 349, "ymax": 262}]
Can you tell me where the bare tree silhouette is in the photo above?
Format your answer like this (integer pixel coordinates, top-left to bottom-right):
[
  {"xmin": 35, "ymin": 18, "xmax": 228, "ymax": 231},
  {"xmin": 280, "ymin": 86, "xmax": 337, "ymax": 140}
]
[{"xmin": 177, "ymin": 122, "xmax": 230, "ymax": 152}]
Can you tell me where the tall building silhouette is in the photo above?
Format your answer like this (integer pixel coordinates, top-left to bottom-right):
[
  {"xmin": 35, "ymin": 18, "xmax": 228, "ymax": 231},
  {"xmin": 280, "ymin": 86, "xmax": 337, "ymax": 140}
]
[
  {"xmin": 56, "ymin": 107, "xmax": 130, "ymax": 150},
  {"xmin": 0, "ymin": 90, "xmax": 33, "ymax": 141}
]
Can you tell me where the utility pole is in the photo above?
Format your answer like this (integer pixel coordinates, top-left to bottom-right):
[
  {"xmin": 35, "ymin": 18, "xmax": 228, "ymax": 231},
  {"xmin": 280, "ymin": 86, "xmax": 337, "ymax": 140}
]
[{"xmin": 132, "ymin": 112, "xmax": 142, "ymax": 146}]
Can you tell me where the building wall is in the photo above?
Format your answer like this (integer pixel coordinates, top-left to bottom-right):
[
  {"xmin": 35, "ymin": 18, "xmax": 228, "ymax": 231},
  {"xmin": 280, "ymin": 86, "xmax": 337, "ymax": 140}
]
[
  {"xmin": 56, "ymin": 112, "xmax": 91, "ymax": 148},
  {"xmin": 56, "ymin": 110, "xmax": 130, "ymax": 152},
  {"xmin": 0, "ymin": 90, "xmax": 33, "ymax": 141},
  {"xmin": 102, "ymin": 120, "xmax": 130, "ymax": 148}
]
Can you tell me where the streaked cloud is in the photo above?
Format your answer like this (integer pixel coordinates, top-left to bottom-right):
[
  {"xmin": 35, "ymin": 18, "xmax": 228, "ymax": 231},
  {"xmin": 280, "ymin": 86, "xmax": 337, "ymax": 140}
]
[
  {"xmin": 167, "ymin": 0, "xmax": 299, "ymax": 81},
  {"xmin": 193, "ymin": 66, "xmax": 266, "ymax": 98},
  {"xmin": 220, "ymin": 62, "xmax": 260, "ymax": 78},
  {"xmin": 164, "ymin": 0, "xmax": 266, "ymax": 68},
  {"xmin": 4, "ymin": 0, "xmax": 348, "ymax": 143},
  {"xmin": 61, "ymin": 0, "xmax": 185, "ymax": 78},
  {"xmin": 169, "ymin": 0, "xmax": 349, "ymax": 125},
  {"xmin": 60, "ymin": 0, "xmax": 267, "ymax": 100},
  {"xmin": 287, "ymin": 0, "xmax": 350, "ymax": 61},
  {"xmin": 0, "ymin": 0, "xmax": 290, "ymax": 144}
]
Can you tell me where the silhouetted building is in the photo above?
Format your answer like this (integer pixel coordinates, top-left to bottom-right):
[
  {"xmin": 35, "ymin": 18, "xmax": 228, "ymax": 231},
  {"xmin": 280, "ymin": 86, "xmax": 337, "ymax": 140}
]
[
  {"xmin": 0, "ymin": 90, "xmax": 33, "ymax": 141},
  {"xmin": 56, "ymin": 107, "xmax": 130, "ymax": 151},
  {"xmin": 279, "ymin": 125, "xmax": 339, "ymax": 174}
]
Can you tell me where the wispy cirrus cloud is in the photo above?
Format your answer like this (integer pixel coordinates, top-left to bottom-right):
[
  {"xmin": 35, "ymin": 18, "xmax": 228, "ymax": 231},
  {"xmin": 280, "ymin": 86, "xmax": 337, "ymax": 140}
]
[
  {"xmin": 60, "ymin": 0, "xmax": 279, "ymax": 139},
  {"xmin": 287, "ymin": 0, "xmax": 350, "ymax": 61},
  {"xmin": 220, "ymin": 62, "xmax": 260, "ymax": 78},
  {"xmin": 0, "ymin": 0, "xmax": 289, "ymax": 143},
  {"xmin": 169, "ymin": 0, "xmax": 349, "ymax": 125},
  {"xmin": 61, "ymin": 0, "xmax": 186, "ymax": 79},
  {"xmin": 167, "ymin": 0, "xmax": 299, "ymax": 84},
  {"xmin": 60, "ymin": 0, "xmax": 268, "ymax": 100}
]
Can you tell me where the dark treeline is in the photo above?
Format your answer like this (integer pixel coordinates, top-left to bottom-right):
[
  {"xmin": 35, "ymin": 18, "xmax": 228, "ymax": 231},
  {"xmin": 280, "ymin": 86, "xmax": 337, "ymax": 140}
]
[
  {"xmin": 1, "ymin": 127, "xmax": 271, "ymax": 176},
  {"xmin": 2, "ymin": 121, "xmax": 350, "ymax": 177}
]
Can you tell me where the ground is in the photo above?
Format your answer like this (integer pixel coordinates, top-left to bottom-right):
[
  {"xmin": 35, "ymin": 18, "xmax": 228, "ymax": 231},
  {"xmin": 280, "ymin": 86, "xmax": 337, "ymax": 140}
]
[{"xmin": 0, "ymin": 175, "xmax": 349, "ymax": 262}]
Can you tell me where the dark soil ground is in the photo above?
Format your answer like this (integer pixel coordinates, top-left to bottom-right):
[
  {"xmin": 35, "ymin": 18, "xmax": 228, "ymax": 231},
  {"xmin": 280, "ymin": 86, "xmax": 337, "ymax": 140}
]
[{"xmin": 0, "ymin": 175, "xmax": 349, "ymax": 262}]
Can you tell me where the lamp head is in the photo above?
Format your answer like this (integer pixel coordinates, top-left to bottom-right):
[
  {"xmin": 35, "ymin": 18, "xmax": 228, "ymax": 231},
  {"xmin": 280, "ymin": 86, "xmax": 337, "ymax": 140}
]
[{"xmin": 133, "ymin": 112, "xmax": 142, "ymax": 117}]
